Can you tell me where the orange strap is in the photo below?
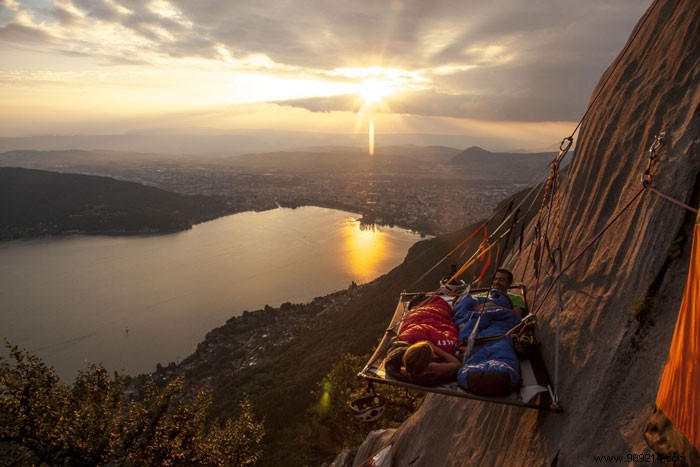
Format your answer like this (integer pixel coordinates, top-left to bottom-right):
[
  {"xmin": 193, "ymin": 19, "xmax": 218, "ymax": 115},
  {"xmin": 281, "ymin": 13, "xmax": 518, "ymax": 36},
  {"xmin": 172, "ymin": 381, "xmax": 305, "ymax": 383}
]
[{"xmin": 448, "ymin": 239, "xmax": 496, "ymax": 285}]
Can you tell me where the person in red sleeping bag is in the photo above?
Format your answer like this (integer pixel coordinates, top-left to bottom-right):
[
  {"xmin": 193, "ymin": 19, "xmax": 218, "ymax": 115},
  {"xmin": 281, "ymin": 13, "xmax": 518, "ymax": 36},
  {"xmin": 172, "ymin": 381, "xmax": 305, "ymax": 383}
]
[
  {"xmin": 398, "ymin": 295, "xmax": 459, "ymax": 353},
  {"xmin": 385, "ymin": 295, "xmax": 461, "ymax": 384}
]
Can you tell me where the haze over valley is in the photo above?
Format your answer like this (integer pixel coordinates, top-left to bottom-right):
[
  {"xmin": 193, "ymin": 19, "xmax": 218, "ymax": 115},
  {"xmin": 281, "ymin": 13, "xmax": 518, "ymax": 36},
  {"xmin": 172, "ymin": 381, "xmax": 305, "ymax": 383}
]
[{"xmin": 0, "ymin": 144, "xmax": 553, "ymax": 237}]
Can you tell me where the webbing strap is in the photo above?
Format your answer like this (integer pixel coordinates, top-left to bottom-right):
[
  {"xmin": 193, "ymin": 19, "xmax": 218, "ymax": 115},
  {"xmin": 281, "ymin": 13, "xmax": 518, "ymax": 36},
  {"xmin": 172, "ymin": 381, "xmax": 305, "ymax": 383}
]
[
  {"xmin": 532, "ymin": 157, "xmax": 562, "ymax": 312},
  {"xmin": 448, "ymin": 239, "xmax": 496, "ymax": 285},
  {"xmin": 408, "ymin": 223, "xmax": 487, "ymax": 290},
  {"xmin": 553, "ymin": 247, "xmax": 562, "ymax": 404},
  {"xmin": 472, "ymin": 320, "xmax": 527, "ymax": 345},
  {"xmin": 644, "ymin": 180, "xmax": 699, "ymax": 213}
]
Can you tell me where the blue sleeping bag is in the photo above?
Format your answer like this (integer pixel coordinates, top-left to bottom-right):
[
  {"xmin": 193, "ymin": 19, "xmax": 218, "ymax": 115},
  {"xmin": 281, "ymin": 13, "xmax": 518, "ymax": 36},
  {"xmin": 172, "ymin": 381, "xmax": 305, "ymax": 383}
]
[{"xmin": 453, "ymin": 291, "xmax": 522, "ymax": 397}]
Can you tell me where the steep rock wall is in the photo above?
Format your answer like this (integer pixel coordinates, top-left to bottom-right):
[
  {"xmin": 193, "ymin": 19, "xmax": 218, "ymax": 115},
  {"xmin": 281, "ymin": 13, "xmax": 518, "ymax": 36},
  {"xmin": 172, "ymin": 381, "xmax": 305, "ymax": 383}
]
[{"xmin": 355, "ymin": 2, "xmax": 700, "ymax": 465}]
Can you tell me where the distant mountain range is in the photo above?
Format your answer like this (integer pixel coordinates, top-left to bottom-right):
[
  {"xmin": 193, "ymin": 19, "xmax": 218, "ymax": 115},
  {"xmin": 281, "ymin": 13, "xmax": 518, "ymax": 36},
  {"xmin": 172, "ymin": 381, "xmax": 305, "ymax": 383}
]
[
  {"xmin": 0, "ymin": 131, "xmax": 555, "ymax": 156},
  {"xmin": 0, "ymin": 145, "xmax": 563, "ymax": 182},
  {"xmin": 450, "ymin": 146, "xmax": 569, "ymax": 181},
  {"xmin": 0, "ymin": 167, "xmax": 234, "ymax": 240}
]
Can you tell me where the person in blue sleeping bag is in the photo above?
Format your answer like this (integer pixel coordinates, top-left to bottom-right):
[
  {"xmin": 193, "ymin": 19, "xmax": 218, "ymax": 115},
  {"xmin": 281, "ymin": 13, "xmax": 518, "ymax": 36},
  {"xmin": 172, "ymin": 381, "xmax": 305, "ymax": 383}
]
[{"xmin": 453, "ymin": 268, "xmax": 523, "ymax": 397}]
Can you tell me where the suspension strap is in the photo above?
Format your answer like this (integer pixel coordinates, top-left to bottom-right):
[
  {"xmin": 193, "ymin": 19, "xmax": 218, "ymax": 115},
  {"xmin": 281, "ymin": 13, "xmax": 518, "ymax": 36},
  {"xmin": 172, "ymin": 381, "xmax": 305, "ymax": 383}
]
[
  {"xmin": 533, "ymin": 186, "xmax": 646, "ymax": 315},
  {"xmin": 408, "ymin": 223, "xmax": 487, "ymax": 290},
  {"xmin": 522, "ymin": 221, "xmax": 540, "ymax": 284},
  {"xmin": 366, "ymin": 380, "xmax": 377, "ymax": 395},
  {"xmin": 518, "ymin": 223, "xmax": 525, "ymax": 252},
  {"xmin": 644, "ymin": 182, "xmax": 699, "ymax": 213},
  {"xmin": 408, "ymin": 192, "xmax": 525, "ymax": 292},
  {"xmin": 465, "ymin": 314, "xmax": 482, "ymax": 359},
  {"xmin": 448, "ymin": 227, "xmax": 492, "ymax": 285},
  {"xmin": 465, "ymin": 313, "xmax": 536, "ymax": 349},
  {"xmin": 553, "ymin": 246, "xmax": 562, "ymax": 405},
  {"xmin": 476, "ymin": 241, "xmax": 493, "ymax": 288},
  {"xmin": 532, "ymin": 151, "xmax": 563, "ymax": 312},
  {"xmin": 496, "ymin": 208, "xmax": 521, "ymax": 266}
]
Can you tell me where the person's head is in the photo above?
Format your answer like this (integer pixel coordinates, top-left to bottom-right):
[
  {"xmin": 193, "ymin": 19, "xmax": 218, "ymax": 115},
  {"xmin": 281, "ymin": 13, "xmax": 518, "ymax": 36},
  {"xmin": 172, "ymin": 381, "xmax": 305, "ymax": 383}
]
[
  {"xmin": 402, "ymin": 341, "xmax": 434, "ymax": 377},
  {"xmin": 492, "ymin": 268, "xmax": 514, "ymax": 291}
]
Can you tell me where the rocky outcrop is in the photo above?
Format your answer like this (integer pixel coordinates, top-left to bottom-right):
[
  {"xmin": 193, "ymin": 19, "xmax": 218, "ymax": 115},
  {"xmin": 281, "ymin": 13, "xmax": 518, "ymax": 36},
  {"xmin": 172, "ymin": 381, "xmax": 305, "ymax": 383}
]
[
  {"xmin": 354, "ymin": 2, "xmax": 700, "ymax": 466},
  {"xmin": 645, "ymin": 408, "xmax": 700, "ymax": 466},
  {"xmin": 353, "ymin": 430, "xmax": 396, "ymax": 466}
]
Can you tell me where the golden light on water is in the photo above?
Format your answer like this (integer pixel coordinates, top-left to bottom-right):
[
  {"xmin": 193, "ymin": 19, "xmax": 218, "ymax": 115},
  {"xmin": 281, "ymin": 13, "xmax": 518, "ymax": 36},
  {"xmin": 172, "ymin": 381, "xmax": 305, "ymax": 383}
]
[{"xmin": 342, "ymin": 220, "xmax": 386, "ymax": 282}]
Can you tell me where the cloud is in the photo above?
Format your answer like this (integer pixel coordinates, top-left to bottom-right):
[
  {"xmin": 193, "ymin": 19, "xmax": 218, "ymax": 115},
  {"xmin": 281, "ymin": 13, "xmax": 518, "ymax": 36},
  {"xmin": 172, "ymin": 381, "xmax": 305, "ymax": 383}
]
[
  {"xmin": 71, "ymin": 0, "xmax": 122, "ymax": 22},
  {"xmin": 388, "ymin": 90, "xmax": 584, "ymax": 122},
  {"xmin": 277, "ymin": 94, "xmax": 361, "ymax": 114},
  {"xmin": 0, "ymin": 0, "xmax": 652, "ymax": 124},
  {"xmin": 103, "ymin": 54, "xmax": 150, "ymax": 66},
  {"xmin": 51, "ymin": 6, "xmax": 81, "ymax": 26},
  {"xmin": 161, "ymin": 0, "xmax": 651, "ymax": 121},
  {"xmin": 0, "ymin": 21, "xmax": 54, "ymax": 44},
  {"xmin": 276, "ymin": 88, "xmax": 583, "ymax": 122},
  {"xmin": 159, "ymin": 36, "xmax": 219, "ymax": 59}
]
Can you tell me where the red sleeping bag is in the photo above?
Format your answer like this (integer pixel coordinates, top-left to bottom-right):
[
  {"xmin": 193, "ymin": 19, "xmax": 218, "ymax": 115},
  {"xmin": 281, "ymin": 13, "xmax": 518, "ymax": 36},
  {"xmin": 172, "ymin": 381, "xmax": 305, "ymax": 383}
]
[{"xmin": 398, "ymin": 295, "xmax": 458, "ymax": 353}]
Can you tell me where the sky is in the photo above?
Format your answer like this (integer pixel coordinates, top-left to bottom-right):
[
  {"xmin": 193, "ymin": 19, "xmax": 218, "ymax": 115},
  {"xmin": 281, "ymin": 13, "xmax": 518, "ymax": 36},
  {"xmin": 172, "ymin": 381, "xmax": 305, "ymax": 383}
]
[{"xmin": 0, "ymin": 0, "xmax": 653, "ymax": 151}]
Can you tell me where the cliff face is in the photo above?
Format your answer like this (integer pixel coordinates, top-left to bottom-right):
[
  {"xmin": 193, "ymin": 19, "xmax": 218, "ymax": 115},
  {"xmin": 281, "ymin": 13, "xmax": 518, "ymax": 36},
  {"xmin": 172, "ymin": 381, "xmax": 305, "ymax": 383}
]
[{"xmin": 354, "ymin": 2, "xmax": 700, "ymax": 466}]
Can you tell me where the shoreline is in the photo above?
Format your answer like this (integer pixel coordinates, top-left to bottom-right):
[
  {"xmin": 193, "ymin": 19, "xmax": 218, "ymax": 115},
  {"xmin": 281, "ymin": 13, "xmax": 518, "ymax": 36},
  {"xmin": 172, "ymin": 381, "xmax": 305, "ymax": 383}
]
[
  {"xmin": 1, "ymin": 202, "xmax": 432, "ymax": 242},
  {"xmin": 1, "ymin": 206, "xmax": 425, "ymax": 381}
]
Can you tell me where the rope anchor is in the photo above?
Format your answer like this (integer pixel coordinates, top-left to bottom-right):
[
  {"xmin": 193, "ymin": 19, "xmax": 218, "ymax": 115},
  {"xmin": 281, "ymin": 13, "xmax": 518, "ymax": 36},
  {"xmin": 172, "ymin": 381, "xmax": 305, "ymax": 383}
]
[
  {"xmin": 642, "ymin": 131, "xmax": 666, "ymax": 185},
  {"xmin": 641, "ymin": 132, "xmax": 698, "ymax": 214}
]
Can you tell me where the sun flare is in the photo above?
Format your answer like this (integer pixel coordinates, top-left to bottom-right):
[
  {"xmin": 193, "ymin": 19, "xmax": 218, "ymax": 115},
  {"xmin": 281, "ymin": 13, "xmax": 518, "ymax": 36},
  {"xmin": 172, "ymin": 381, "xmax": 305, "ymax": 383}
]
[
  {"xmin": 341, "ymin": 67, "xmax": 418, "ymax": 156},
  {"xmin": 359, "ymin": 77, "xmax": 395, "ymax": 105},
  {"xmin": 356, "ymin": 77, "xmax": 397, "ymax": 156}
]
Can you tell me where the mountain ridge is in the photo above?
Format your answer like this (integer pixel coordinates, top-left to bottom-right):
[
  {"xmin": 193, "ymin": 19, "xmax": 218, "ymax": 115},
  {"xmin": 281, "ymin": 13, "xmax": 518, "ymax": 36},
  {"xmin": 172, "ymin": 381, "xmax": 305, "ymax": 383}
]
[
  {"xmin": 450, "ymin": 145, "xmax": 566, "ymax": 181},
  {"xmin": 0, "ymin": 167, "xmax": 235, "ymax": 239},
  {"xmin": 0, "ymin": 132, "xmax": 550, "ymax": 156}
]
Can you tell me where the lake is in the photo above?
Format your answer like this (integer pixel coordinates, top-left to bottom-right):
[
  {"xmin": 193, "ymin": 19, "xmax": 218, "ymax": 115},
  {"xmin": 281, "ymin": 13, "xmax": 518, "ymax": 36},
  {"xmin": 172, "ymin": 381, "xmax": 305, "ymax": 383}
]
[{"xmin": 0, "ymin": 206, "xmax": 424, "ymax": 380}]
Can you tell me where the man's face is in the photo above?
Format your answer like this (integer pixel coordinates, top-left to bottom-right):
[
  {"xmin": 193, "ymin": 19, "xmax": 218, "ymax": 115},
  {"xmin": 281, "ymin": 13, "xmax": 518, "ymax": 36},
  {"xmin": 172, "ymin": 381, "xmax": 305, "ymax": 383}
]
[{"xmin": 492, "ymin": 271, "xmax": 512, "ymax": 291}]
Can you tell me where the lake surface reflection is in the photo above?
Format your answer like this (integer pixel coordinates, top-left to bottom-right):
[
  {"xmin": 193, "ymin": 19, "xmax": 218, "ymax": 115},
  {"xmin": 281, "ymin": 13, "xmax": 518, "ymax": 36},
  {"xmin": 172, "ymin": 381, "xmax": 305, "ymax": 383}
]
[{"xmin": 0, "ymin": 206, "xmax": 423, "ymax": 379}]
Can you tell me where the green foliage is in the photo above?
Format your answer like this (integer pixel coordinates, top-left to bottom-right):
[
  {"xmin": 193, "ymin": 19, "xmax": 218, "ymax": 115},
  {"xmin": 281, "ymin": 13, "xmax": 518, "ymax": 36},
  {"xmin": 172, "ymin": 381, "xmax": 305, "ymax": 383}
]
[
  {"xmin": 0, "ymin": 343, "xmax": 264, "ymax": 466},
  {"xmin": 300, "ymin": 353, "xmax": 423, "ymax": 465}
]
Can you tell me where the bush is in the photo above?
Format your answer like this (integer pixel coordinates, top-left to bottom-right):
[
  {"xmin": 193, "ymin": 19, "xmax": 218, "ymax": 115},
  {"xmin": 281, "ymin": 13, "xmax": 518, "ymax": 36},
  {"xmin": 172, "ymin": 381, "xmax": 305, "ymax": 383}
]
[
  {"xmin": 0, "ymin": 343, "xmax": 264, "ymax": 466},
  {"xmin": 300, "ymin": 353, "xmax": 423, "ymax": 465}
]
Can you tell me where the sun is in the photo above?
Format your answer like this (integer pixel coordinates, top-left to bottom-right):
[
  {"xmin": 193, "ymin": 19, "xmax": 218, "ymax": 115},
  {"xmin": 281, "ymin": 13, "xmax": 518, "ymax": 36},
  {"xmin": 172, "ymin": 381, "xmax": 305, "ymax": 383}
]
[
  {"xmin": 356, "ymin": 77, "xmax": 396, "ymax": 156},
  {"xmin": 359, "ymin": 77, "xmax": 394, "ymax": 105}
]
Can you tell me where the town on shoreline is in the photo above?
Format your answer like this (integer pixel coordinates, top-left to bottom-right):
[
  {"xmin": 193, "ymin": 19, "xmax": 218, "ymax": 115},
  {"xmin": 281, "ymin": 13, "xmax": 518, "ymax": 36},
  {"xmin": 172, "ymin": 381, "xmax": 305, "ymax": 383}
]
[{"xmin": 1, "ymin": 147, "xmax": 541, "ymax": 239}]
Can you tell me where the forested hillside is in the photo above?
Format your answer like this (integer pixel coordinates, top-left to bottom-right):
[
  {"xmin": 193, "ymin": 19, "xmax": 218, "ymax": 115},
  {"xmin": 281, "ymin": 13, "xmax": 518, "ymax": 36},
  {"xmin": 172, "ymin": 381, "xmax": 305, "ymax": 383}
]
[{"xmin": 0, "ymin": 167, "xmax": 234, "ymax": 239}]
